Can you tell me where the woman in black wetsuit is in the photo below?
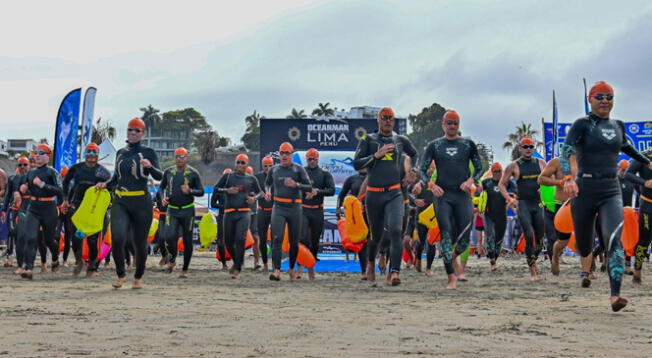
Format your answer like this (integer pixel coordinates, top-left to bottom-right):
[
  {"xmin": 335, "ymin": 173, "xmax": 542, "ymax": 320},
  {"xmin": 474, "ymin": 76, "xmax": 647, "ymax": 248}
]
[
  {"xmin": 97, "ymin": 118, "xmax": 162, "ymax": 289},
  {"xmin": 560, "ymin": 81, "xmax": 652, "ymax": 311}
]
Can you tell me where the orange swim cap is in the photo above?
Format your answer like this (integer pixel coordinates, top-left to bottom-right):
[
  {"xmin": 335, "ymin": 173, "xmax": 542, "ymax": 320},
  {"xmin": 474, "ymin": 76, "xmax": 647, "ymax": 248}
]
[
  {"xmin": 519, "ymin": 137, "xmax": 535, "ymax": 146},
  {"xmin": 85, "ymin": 142, "xmax": 100, "ymax": 153},
  {"xmin": 60, "ymin": 166, "xmax": 69, "ymax": 177},
  {"xmin": 246, "ymin": 166, "xmax": 254, "ymax": 175},
  {"xmin": 235, "ymin": 154, "xmax": 249, "ymax": 163},
  {"xmin": 261, "ymin": 156, "xmax": 273, "ymax": 165},
  {"xmin": 36, "ymin": 143, "xmax": 52, "ymax": 154},
  {"xmin": 443, "ymin": 110, "xmax": 460, "ymax": 122},
  {"xmin": 618, "ymin": 159, "xmax": 629, "ymax": 170},
  {"xmin": 279, "ymin": 142, "xmax": 294, "ymax": 153},
  {"xmin": 306, "ymin": 148, "xmax": 319, "ymax": 159},
  {"xmin": 589, "ymin": 81, "xmax": 614, "ymax": 98},
  {"xmin": 174, "ymin": 147, "xmax": 188, "ymax": 156},
  {"xmin": 491, "ymin": 162, "xmax": 503, "ymax": 172},
  {"xmin": 378, "ymin": 107, "xmax": 395, "ymax": 121},
  {"xmin": 17, "ymin": 156, "xmax": 29, "ymax": 165},
  {"xmin": 128, "ymin": 117, "xmax": 146, "ymax": 131}
]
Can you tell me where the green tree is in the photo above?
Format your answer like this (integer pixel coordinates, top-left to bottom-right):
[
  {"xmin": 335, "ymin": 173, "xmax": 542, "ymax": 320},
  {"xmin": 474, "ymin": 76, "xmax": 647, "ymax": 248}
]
[
  {"xmin": 91, "ymin": 117, "xmax": 116, "ymax": 144},
  {"xmin": 407, "ymin": 103, "xmax": 446, "ymax": 154},
  {"xmin": 160, "ymin": 107, "xmax": 210, "ymax": 149},
  {"xmin": 502, "ymin": 120, "xmax": 544, "ymax": 160},
  {"xmin": 287, "ymin": 108, "xmax": 307, "ymax": 119},
  {"xmin": 311, "ymin": 102, "xmax": 335, "ymax": 117},
  {"xmin": 475, "ymin": 142, "xmax": 494, "ymax": 174},
  {"xmin": 140, "ymin": 104, "xmax": 161, "ymax": 146},
  {"xmin": 241, "ymin": 110, "xmax": 264, "ymax": 151},
  {"xmin": 194, "ymin": 129, "xmax": 219, "ymax": 164}
]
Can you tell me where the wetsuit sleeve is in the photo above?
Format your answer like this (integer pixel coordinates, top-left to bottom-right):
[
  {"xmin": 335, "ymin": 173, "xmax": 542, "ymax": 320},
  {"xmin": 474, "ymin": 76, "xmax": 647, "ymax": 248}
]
[
  {"xmin": 215, "ymin": 174, "xmax": 229, "ymax": 193},
  {"xmin": 144, "ymin": 149, "xmax": 163, "ymax": 180},
  {"xmin": 296, "ymin": 166, "xmax": 312, "ymax": 192},
  {"xmin": 189, "ymin": 171, "xmax": 204, "ymax": 197},
  {"xmin": 62, "ymin": 164, "xmax": 75, "ymax": 202},
  {"xmin": 353, "ymin": 135, "xmax": 376, "ymax": 170},
  {"xmin": 618, "ymin": 121, "xmax": 650, "ymax": 166},
  {"xmin": 421, "ymin": 143, "xmax": 435, "ymax": 178},
  {"xmin": 210, "ymin": 184, "xmax": 219, "ymax": 208},
  {"xmin": 157, "ymin": 169, "xmax": 169, "ymax": 198},
  {"xmin": 319, "ymin": 171, "xmax": 335, "ymax": 196},
  {"xmin": 2, "ymin": 177, "xmax": 14, "ymax": 211},
  {"xmin": 469, "ymin": 140, "xmax": 484, "ymax": 182},
  {"xmin": 265, "ymin": 167, "xmax": 274, "ymax": 192},
  {"xmin": 560, "ymin": 119, "xmax": 585, "ymax": 176},
  {"xmin": 625, "ymin": 159, "xmax": 646, "ymax": 186},
  {"xmin": 42, "ymin": 169, "xmax": 63, "ymax": 197},
  {"xmin": 401, "ymin": 136, "xmax": 419, "ymax": 168},
  {"xmin": 251, "ymin": 176, "xmax": 262, "ymax": 195},
  {"xmin": 337, "ymin": 176, "xmax": 352, "ymax": 209}
]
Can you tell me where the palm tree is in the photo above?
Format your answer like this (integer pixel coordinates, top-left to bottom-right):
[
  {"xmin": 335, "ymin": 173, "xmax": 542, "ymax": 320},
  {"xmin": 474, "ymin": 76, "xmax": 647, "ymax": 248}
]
[
  {"xmin": 91, "ymin": 117, "xmax": 116, "ymax": 144},
  {"xmin": 140, "ymin": 105, "xmax": 161, "ymax": 146},
  {"xmin": 502, "ymin": 121, "xmax": 544, "ymax": 160},
  {"xmin": 286, "ymin": 108, "xmax": 308, "ymax": 119},
  {"xmin": 241, "ymin": 110, "xmax": 264, "ymax": 151},
  {"xmin": 311, "ymin": 102, "xmax": 335, "ymax": 117},
  {"xmin": 194, "ymin": 129, "xmax": 219, "ymax": 164}
]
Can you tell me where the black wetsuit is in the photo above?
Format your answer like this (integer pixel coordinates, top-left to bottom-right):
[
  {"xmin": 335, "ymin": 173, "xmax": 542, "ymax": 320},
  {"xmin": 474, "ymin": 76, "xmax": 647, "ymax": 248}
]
[
  {"xmin": 406, "ymin": 179, "xmax": 436, "ymax": 269},
  {"xmin": 106, "ymin": 141, "xmax": 162, "ymax": 279},
  {"xmin": 216, "ymin": 172, "xmax": 261, "ymax": 272},
  {"xmin": 561, "ymin": 113, "xmax": 650, "ymax": 297},
  {"xmin": 62, "ymin": 162, "xmax": 111, "ymax": 270},
  {"xmin": 625, "ymin": 151, "xmax": 652, "ymax": 271},
  {"xmin": 158, "ymin": 166, "xmax": 204, "ymax": 271},
  {"xmin": 354, "ymin": 132, "xmax": 418, "ymax": 274},
  {"xmin": 514, "ymin": 158, "xmax": 545, "ymax": 267},
  {"xmin": 337, "ymin": 172, "xmax": 368, "ymax": 272},
  {"xmin": 482, "ymin": 178, "xmax": 516, "ymax": 261},
  {"xmin": 420, "ymin": 136, "xmax": 483, "ymax": 275},
  {"xmin": 21, "ymin": 164, "xmax": 63, "ymax": 271},
  {"xmin": 210, "ymin": 180, "xmax": 228, "ymax": 266},
  {"xmin": 255, "ymin": 171, "xmax": 273, "ymax": 266},
  {"xmin": 266, "ymin": 163, "xmax": 312, "ymax": 271},
  {"xmin": 2, "ymin": 172, "xmax": 29, "ymax": 266},
  {"xmin": 154, "ymin": 190, "xmax": 168, "ymax": 260},
  {"xmin": 301, "ymin": 166, "xmax": 335, "ymax": 260}
]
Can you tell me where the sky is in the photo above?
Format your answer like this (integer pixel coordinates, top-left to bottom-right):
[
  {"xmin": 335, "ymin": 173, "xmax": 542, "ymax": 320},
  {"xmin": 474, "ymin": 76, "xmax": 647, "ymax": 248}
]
[{"xmin": 2, "ymin": 0, "xmax": 652, "ymax": 163}]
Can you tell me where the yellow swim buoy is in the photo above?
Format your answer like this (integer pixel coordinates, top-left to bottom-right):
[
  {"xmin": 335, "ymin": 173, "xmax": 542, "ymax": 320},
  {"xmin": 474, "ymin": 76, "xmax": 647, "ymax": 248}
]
[{"xmin": 71, "ymin": 187, "xmax": 111, "ymax": 236}]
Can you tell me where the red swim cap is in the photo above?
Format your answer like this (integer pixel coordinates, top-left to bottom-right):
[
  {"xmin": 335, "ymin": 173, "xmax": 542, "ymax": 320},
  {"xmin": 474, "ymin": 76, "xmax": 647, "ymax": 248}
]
[{"xmin": 491, "ymin": 162, "xmax": 503, "ymax": 172}]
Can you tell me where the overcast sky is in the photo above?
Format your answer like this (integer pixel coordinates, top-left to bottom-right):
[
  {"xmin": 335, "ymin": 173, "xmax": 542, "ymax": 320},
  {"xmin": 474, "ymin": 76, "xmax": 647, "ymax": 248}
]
[{"xmin": 2, "ymin": 0, "xmax": 651, "ymax": 163}]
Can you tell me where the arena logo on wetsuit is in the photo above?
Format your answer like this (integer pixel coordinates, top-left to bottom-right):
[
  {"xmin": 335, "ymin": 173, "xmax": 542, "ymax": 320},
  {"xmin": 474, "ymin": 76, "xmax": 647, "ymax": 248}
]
[{"xmin": 544, "ymin": 121, "xmax": 647, "ymax": 162}]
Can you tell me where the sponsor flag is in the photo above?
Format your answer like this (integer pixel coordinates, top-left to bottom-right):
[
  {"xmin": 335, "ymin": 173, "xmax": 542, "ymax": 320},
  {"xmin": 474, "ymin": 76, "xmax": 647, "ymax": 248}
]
[
  {"xmin": 552, "ymin": 90, "xmax": 559, "ymax": 157},
  {"xmin": 81, "ymin": 87, "xmax": 97, "ymax": 155},
  {"xmin": 583, "ymin": 78, "xmax": 590, "ymax": 115},
  {"xmin": 53, "ymin": 88, "xmax": 81, "ymax": 171}
]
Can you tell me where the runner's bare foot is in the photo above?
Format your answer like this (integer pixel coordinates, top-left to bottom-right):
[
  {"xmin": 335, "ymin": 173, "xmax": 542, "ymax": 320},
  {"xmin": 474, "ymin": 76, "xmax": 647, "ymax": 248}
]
[
  {"xmin": 231, "ymin": 270, "xmax": 240, "ymax": 279},
  {"xmin": 132, "ymin": 278, "xmax": 143, "ymax": 289},
  {"xmin": 308, "ymin": 268, "xmax": 315, "ymax": 281},
  {"xmin": 40, "ymin": 263, "xmax": 48, "ymax": 273},
  {"xmin": 263, "ymin": 264, "xmax": 269, "ymax": 272},
  {"xmin": 51, "ymin": 261, "xmax": 60, "ymax": 273},
  {"xmin": 179, "ymin": 270, "xmax": 188, "ymax": 279},
  {"xmin": 62, "ymin": 260, "xmax": 69, "ymax": 268},
  {"xmin": 388, "ymin": 272, "xmax": 401, "ymax": 286},
  {"xmin": 378, "ymin": 255, "xmax": 386, "ymax": 274},
  {"xmin": 633, "ymin": 270, "xmax": 642, "ymax": 285},
  {"xmin": 166, "ymin": 262, "xmax": 175, "ymax": 273},
  {"xmin": 446, "ymin": 274, "xmax": 457, "ymax": 290},
  {"xmin": 288, "ymin": 268, "xmax": 298, "ymax": 281},
  {"xmin": 112, "ymin": 277, "xmax": 126, "ymax": 288},
  {"xmin": 415, "ymin": 258, "xmax": 422, "ymax": 273},
  {"xmin": 87, "ymin": 271, "xmax": 100, "ymax": 278},
  {"xmin": 425, "ymin": 269, "xmax": 433, "ymax": 276},
  {"xmin": 21, "ymin": 270, "xmax": 33, "ymax": 280},
  {"xmin": 366, "ymin": 262, "xmax": 376, "ymax": 282},
  {"xmin": 269, "ymin": 269, "xmax": 281, "ymax": 281},
  {"xmin": 529, "ymin": 265, "xmax": 539, "ymax": 281},
  {"xmin": 14, "ymin": 267, "xmax": 24, "ymax": 275},
  {"xmin": 73, "ymin": 262, "xmax": 84, "ymax": 277},
  {"xmin": 159, "ymin": 257, "xmax": 166, "ymax": 267}
]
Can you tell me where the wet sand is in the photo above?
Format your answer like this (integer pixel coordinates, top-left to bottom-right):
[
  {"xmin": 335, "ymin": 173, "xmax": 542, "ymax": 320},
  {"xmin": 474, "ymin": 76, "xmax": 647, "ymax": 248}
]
[{"xmin": 1, "ymin": 253, "xmax": 652, "ymax": 358}]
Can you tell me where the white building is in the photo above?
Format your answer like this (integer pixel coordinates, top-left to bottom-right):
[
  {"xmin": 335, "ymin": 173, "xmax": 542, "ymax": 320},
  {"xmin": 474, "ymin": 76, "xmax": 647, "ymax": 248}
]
[
  {"xmin": 0, "ymin": 139, "xmax": 8, "ymax": 157},
  {"xmin": 7, "ymin": 139, "xmax": 36, "ymax": 152}
]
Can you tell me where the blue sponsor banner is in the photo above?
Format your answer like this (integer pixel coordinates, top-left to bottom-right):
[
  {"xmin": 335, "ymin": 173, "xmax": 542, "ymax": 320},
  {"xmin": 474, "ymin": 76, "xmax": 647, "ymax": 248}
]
[
  {"xmin": 544, "ymin": 120, "xmax": 651, "ymax": 162},
  {"xmin": 81, "ymin": 87, "xmax": 97, "ymax": 153},
  {"xmin": 53, "ymin": 88, "xmax": 81, "ymax": 171}
]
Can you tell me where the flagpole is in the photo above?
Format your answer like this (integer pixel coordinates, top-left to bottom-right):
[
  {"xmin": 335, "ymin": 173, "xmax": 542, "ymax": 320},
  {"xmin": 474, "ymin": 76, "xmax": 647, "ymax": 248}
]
[{"xmin": 583, "ymin": 78, "xmax": 590, "ymax": 115}]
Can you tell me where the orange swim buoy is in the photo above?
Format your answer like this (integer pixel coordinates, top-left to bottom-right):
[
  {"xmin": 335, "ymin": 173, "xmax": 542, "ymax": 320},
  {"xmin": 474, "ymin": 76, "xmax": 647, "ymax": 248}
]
[
  {"xmin": 216, "ymin": 248, "xmax": 232, "ymax": 261},
  {"xmin": 621, "ymin": 206, "xmax": 638, "ymax": 257},
  {"xmin": 297, "ymin": 243, "xmax": 316, "ymax": 268},
  {"xmin": 554, "ymin": 201, "xmax": 573, "ymax": 234},
  {"xmin": 177, "ymin": 237, "xmax": 184, "ymax": 252},
  {"xmin": 338, "ymin": 218, "xmax": 365, "ymax": 252},
  {"xmin": 59, "ymin": 232, "xmax": 65, "ymax": 252},
  {"xmin": 568, "ymin": 232, "xmax": 577, "ymax": 253},
  {"xmin": 281, "ymin": 224, "xmax": 290, "ymax": 253},
  {"xmin": 104, "ymin": 228, "xmax": 112, "ymax": 246},
  {"xmin": 245, "ymin": 230, "xmax": 255, "ymax": 249},
  {"xmin": 427, "ymin": 226, "xmax": 440, "ymax": 245},
  {"xmin": 516, "ymin": 234, "xmax": 525, "ymax": 253}
]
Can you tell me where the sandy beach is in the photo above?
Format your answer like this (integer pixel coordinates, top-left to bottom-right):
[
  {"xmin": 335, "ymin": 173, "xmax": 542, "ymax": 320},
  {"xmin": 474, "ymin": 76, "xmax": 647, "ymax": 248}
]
[{"xmin": 2, "ymin": 253, "xmax": 652, "ymax": 358}]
